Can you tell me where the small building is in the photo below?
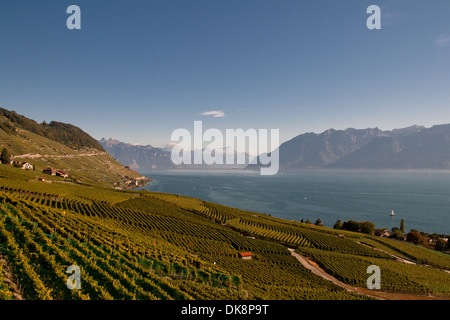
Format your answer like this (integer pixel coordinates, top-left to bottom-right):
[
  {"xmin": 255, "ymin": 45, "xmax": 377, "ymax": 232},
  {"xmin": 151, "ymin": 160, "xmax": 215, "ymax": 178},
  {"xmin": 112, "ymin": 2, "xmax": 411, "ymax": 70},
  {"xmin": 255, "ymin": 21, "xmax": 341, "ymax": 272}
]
[
  {"xmin": 239, "ymin": 252, "xmax": 253, "ymax": 260},
  {"xmin": 374, "ymin": 228, "xmax": 391, "ymax": 238},
  {"xmin": 55, "ymin": 170, "xmax": 69, "ymax": 178},
  {"xmin": 43, "ymin": 167, "xmax": 57, "ymax": 175},
  {"xmin": 21, "ymin": 162, "xmax": 33, "ymax": 170},
  {"xmin": 43, "ymin": 167, "xmax": 69, "ymax": 178},
  {"xmin": 338, "ymin": 234, "xmax": 345, "ymax": 238}
]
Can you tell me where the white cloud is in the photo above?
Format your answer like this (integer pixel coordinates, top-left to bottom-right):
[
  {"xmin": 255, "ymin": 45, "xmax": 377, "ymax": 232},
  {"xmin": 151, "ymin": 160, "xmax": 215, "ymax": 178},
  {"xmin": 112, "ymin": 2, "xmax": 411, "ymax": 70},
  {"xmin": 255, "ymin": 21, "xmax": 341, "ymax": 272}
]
[
  {"xmin": 199, "ymin": 110, "xmax": 225, "ymax": 118},
  {"xmin": 435, "ymin": 35, "xmax": 450, "ymax": 47}
]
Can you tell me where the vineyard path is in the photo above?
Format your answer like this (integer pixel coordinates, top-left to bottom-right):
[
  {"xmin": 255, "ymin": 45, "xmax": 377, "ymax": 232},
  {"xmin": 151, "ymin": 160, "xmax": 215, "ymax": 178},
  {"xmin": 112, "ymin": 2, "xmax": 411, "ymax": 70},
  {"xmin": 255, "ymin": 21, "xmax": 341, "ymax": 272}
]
[
  {"xmin": 0, "ymin": 254, "xmax": 23, "ymax": 300},
  {"xmin": 286, "ymin": 248, "xmax": 380, "ymax": 299},
  {"xmin": 287, "ymin": 248, "xmax": 450, "ymax": 300}
]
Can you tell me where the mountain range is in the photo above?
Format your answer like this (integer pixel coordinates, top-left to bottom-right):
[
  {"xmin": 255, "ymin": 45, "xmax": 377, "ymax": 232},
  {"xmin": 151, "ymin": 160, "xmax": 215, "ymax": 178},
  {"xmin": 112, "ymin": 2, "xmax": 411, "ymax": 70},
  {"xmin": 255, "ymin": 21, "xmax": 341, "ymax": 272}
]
[
  {"xmin": 251, "ymin": 124, "xmax": 450, "ymax": 170},
  {"xmin": 98, "ymin": 138, "xmax": 176, "ymax": 170},
  {"xmin": 100, "ymin": 124, "xmax": 450, "ymax": 171},
  {"xmin": 99, "ymin": 138, "xmax": 255, "ymax": 171}
]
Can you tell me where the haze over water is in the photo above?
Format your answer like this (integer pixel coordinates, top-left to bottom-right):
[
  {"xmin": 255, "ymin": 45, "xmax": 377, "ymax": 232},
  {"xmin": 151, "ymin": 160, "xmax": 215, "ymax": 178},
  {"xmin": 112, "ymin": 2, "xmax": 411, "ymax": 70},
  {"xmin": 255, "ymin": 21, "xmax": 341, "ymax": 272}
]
[{"xmin": 144, "ymin": 170, "xmax": 450, "ymax": 235}]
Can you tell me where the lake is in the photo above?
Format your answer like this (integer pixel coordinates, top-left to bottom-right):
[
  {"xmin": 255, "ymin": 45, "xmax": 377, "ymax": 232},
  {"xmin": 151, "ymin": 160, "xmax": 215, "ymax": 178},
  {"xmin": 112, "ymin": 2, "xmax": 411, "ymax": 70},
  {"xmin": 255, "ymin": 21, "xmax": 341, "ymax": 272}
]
[{"xmin": 142, "ymin": 169, "xmax": 450, "ymax": 235}]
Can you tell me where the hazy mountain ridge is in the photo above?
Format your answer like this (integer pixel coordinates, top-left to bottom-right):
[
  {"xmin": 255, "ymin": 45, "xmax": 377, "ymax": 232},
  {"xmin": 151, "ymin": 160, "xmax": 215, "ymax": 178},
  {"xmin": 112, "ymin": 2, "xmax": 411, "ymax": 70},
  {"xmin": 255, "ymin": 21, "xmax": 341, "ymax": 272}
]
[
  {"xmin": 99, "ymin": 138, "xmax": 255, "ymax": 170},
  {"xmin": 250, "ymin": 124, "xmax": 450, "ymax": 170},
  {"xmin": 99, "ymin": 138, "xmax": 175, "ymax": 170}
]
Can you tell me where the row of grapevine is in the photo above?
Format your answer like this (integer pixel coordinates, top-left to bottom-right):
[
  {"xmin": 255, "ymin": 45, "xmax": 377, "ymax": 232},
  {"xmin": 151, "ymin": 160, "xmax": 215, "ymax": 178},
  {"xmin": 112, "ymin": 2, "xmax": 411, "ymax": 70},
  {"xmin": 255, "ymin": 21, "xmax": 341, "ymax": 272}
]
[
  {"xmin": 296, "ymin": 228, "xmax": 393, "ymax": 258},
  {"xmin": 297, "ymin": 247, "xmax": 450, "ymax": 293},
  {"xmin": 364, "ymin": 235, "xmax": 450, "ymax": 270},
  {"xmin": 227, "ymin": 218, "xmax": 311, "ymax": 247},
  {"xmin": 0, "ymin": 218, "xmax": 52, "ymax": 299},
  {"xmin": 198, "ymin": 202, "xmax": 238, "ymax": 223},
  {"xmin": 0, "ymin": 192, "xmax": 247, "ymax": 300}
]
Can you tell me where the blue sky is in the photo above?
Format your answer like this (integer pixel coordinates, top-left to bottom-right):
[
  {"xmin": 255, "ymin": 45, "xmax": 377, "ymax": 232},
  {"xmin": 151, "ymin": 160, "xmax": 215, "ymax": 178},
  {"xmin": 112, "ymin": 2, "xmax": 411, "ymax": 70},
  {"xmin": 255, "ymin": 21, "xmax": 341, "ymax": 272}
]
[{"xmin": 1, "ymin": 0, "xmax": 449, "ymax": 147}]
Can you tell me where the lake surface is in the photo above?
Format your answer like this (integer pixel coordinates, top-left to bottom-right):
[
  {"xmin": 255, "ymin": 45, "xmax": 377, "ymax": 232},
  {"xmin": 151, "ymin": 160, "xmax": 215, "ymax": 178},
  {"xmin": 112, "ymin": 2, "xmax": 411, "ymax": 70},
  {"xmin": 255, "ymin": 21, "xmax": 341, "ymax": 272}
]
[{"xmin": 142, "ymin": 169, "xmax": 450, "ymax": 235}]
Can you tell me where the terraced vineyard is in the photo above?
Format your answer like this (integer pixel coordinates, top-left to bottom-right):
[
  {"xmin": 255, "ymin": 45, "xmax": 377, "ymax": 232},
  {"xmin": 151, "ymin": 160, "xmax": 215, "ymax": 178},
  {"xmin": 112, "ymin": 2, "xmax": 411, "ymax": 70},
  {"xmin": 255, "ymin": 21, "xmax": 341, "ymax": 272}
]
[
  {"xmin": 0, "ymin": 164, "xmax": 449, "ymax": 300},
  {"xmin": 0, "ymin": 179, "xmax": 363, "ymax": 300},
  {"xmin": 297, "ymin": 247, "xmax": 450, "ymax": 294}
]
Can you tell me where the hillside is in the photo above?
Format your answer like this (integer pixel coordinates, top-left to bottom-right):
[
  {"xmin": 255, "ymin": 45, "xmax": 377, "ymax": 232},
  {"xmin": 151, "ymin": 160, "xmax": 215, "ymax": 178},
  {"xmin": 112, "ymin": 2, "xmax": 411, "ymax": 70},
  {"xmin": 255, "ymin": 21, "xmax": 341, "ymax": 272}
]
[
  {"xmin": 0, "ymin": 108, "xmax": 103, "ymax": 151},
  {"xmin": 0, "ymin": 164, "xmax": 449, "ymax": 302},
  {"xmin": 0, "ymin": 109, "xmax": 147, "ymax": 188}
]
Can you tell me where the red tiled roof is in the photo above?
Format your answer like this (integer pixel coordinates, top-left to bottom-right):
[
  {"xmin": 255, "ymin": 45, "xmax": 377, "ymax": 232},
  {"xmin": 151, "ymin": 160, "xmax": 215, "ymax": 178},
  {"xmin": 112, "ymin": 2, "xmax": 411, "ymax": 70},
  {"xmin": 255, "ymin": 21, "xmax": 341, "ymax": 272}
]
[{"xmin": 239, "ymin": 252, "xmax": 253, "ymax": 257}]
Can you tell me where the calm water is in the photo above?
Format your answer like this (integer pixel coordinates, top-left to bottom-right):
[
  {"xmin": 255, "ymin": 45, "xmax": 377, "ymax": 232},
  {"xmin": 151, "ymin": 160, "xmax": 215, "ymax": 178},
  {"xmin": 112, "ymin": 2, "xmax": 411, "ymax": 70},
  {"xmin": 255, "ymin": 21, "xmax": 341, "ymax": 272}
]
[{"xmin": 143, "ymin": 170, "xmax": 450, "ymax": 235}]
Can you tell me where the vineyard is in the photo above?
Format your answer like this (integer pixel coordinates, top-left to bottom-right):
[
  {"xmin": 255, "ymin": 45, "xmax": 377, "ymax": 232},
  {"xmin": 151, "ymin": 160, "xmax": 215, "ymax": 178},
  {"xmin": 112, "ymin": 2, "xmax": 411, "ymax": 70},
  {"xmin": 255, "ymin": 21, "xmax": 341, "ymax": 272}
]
[
  {"xmin": 0, "ymin": 164, "xmax": 449, "ymax": 300},
  {"xmin": 297, "ymin": 247, "xmax": 450, "ymax": 294},
  {"xmin": 0, "ymin": 183, "xmax": 364, "ymax": 300}
]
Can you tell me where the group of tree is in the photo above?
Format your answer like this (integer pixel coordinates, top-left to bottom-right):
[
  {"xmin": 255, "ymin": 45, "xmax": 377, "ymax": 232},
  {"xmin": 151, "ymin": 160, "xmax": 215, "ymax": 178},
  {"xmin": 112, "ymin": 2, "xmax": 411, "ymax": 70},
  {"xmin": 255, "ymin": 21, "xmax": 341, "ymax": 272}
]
[
  {"xmin": 405, "ymin": 230, "xmax": 448, "ymax": 252},
  {"xmin": 299, "ymin": 218, "xmax": 324, "ymax": 227},
  {"xmin": 333, "ymin": 219, "xmax": 375, "ymax": 235}
]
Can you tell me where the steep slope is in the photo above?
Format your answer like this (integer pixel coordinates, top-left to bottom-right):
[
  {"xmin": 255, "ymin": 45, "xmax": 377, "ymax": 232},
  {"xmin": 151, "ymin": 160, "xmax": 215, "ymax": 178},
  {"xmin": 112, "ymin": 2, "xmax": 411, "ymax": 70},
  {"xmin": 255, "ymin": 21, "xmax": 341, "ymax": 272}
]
[
  {"xmin": 0, "ymin": 108, "xmax": 146, "ymax": 188},
  {"xmin": 328, "ymin": 136, "xmax": 401, "ymax": 168},
  {"xmin": 0, "ymin": 108, "xmax": 103, "ymax": 151}
]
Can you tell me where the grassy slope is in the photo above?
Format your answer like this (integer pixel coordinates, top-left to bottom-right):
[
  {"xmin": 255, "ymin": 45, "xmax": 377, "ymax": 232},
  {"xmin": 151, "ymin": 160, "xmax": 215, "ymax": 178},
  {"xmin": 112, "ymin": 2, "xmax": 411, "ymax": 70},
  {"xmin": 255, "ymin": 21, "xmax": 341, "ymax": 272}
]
[{"xmin": 1, "ymin": 127, "xmax": 144, "ymax": 187}]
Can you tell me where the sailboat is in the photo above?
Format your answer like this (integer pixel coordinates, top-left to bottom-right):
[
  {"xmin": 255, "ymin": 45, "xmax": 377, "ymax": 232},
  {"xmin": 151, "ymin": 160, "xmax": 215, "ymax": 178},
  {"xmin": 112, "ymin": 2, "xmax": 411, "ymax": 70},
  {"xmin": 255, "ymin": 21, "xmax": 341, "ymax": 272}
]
[{"xmin": 390, "ymin": 209, "xmax": 395, "ymax": 217}]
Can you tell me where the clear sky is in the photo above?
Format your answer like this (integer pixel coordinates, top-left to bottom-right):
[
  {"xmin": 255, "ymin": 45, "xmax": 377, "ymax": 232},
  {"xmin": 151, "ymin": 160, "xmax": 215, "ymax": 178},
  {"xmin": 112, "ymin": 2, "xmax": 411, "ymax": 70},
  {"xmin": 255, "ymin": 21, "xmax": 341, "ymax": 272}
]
[{"xmin": 1, "ymin": 0, "xmax": 449, "ymax": 147}]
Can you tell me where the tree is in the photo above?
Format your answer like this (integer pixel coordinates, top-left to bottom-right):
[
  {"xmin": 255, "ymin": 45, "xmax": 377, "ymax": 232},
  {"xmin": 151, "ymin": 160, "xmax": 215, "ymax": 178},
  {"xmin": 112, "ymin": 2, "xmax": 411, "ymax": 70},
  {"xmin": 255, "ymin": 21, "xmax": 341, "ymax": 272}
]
[
  {"xmin": 400, "ymin": 219, "xmax": 405, "ymax": 233},
  {"xmin": 435, "ymin": 239, "xmax": 447, "ymax": 252},
  {"xmin": 360, "ymin": 221, "xmax": 376, "ymax": 235},
  {"xmin": 333, "ymin": 219, "xmax": 343, "ymax": 230},
  {"xmin": 389, "ymin": 229, "xmax": 404, "ymax": 240},
  {"xmin": 0, "ymin": 148, "xmax": 10, "ymax": 164},
  {"xmin": 305, "ymin": 219, "xmax": 311, "ymax": 224},
  {"xmin": 342, "ymin": 220, "xmax": 361, "ymax": 232},
  {"xmin": 406, "ymin": 231, "xmax": 426, "ymax": 245},
  {"xmin": 315, "ymin": 218, "xmax": 324, "ymax": 227}
]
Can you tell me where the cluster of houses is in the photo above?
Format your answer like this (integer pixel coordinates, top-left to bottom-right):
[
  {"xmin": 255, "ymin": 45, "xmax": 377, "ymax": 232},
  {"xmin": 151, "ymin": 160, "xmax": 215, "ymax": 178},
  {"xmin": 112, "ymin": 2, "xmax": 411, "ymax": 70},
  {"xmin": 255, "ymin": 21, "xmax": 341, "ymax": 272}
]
[
  {"xmin": 121, "ymin": 176, "xmax": 151, "ymax": 188},
  {"xmin": 1, "ymin": 152, "xmax": 71, "ymax": 181},
  {"xmin": 0, "ymin": 152, "xmax": 33, "ymax": 170}
]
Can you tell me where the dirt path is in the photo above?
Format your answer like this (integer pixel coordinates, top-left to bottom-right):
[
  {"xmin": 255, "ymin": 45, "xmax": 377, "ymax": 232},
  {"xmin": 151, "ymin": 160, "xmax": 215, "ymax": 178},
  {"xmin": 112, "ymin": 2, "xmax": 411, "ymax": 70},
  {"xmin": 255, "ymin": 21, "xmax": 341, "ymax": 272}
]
[
  {"xmin": 15, "ymin": 152, "xmax": 107, "ymax": 159},
  {"xmin": 288, "ymin": 248, "xmax": 450, "ymax": 300},
  {"xmin": 0, "ymin": 254, "xmax": 23, "ymax": 300},
  {"xmin": 287, "ymin": 248, "xmax": 379, "ymax": 299}
]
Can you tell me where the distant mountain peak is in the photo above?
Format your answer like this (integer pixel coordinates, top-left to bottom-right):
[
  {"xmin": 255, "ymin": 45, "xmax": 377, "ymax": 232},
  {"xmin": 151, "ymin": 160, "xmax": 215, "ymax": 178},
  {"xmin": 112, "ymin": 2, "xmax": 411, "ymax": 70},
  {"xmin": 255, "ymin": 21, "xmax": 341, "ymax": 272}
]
[{"xmin": 389, "ymin": 124, "xmax": 425, "ymax": 136}]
